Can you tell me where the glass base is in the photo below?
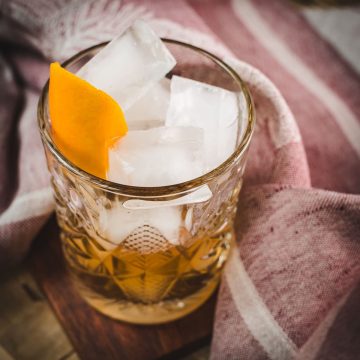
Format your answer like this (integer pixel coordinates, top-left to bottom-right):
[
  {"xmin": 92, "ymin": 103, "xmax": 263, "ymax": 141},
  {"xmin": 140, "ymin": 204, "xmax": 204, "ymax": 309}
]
[
  {"xmin": 62, "ymin": 224, "xmax": 234, "ymax": 325},
  {"xmin": 75, "ymin": 274, "xmax": 220, "ymax": 324}
]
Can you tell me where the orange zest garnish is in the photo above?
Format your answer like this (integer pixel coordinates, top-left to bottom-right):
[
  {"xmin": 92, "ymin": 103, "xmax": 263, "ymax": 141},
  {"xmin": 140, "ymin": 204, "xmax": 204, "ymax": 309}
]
[{"xmin": 49, "ymin": 62, "xmax": 127, "ymax": 179}]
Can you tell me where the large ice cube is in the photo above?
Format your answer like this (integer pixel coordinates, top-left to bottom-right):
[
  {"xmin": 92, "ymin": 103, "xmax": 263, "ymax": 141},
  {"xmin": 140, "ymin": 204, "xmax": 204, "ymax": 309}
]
[
  {"xmin": 166, "ymin": 76, "xmax": 239, "ymax": 170},
  {"xmin": 99, "ymin": 201, "xmax": 181, "ymax": 247},
  {"xmin": 77, "ymin": 20, "xmax": 176, "ymax": 110},
  {"xmin": 107, "ymin": 126, "xmax": 205, "ymax": 187},
  {"xmin": 125, "ymin": 78, "xmax": 170, "ymax": 130}
]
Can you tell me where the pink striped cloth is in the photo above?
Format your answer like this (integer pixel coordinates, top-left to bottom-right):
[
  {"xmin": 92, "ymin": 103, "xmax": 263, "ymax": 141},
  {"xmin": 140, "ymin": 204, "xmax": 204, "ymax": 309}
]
[{"xmin": 1, "ymin": 1, "xmax": 359, "ymax": 359}]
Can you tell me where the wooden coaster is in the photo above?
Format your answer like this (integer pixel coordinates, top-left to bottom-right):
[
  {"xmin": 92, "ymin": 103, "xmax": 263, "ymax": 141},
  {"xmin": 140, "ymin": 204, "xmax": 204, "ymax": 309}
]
[{"xmin": 29, "ymin": 217, "xmax": 216, "ymax": 360}]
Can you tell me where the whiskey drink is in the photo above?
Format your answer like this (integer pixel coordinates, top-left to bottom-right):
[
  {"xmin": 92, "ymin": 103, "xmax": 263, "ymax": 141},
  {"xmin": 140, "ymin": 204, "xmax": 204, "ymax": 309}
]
[{"xmin": 38, "ymin": 22, "xmax": 254, "ymax": 324}]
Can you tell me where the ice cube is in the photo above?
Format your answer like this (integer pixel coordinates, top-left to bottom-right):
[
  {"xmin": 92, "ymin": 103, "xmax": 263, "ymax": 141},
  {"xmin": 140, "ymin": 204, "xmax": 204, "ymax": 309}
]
[
  {"xmin": 125, "ymin": 78, "xmax": 170, "ymax": 130},
  {"xmin": 107, "ymin": 126, "xmax": 205, "ymax": 186},
  {"xmin": 77, "ymin": 20, "xmax": 176, "ymax": 110},
  {"xmin": 99, "ymin": 201, "xmax": 181, "ymax": 246},
  {"xmin": 123, "ymin": 185, "xmax": 212, "ymax": 209},
  {"xmin": 166, "ymin": 75, "xmax": 239, "ymax": 170}
]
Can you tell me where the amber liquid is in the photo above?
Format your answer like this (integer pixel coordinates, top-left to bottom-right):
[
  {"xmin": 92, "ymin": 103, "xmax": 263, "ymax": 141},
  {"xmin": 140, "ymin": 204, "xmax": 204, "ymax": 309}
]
[{"xmin": 61, "ymin": 225, "xmax": 233, "ymax": 324}]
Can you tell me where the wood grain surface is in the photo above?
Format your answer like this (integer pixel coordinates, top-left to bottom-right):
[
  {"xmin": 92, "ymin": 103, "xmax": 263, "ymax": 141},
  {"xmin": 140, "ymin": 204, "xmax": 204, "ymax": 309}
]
[
  {"xmin": 29, "ymin": 217, "xmax": 216, "ymax": 360},
  {"xmin": 0, "ymin": 265, "xmax": 77, "ymax": 360}
]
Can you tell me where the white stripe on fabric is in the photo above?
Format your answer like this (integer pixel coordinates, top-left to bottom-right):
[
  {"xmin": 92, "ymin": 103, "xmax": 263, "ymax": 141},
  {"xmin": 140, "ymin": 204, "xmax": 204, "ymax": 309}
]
[
  {"xmin": 303, "ymin": 8, "xmax": 360, "ymax": 75},
  {"xmin": 231, "ymin": 0, "xmax": 360, "ymax": 158},
  {"xmin": 296, "ymin": 289, "xmax": 352, "ymax": 360},
  {"xmin": 0, "ymin": 188, "xmax": 54, "ymax": 226},
  {"xmin": 225, "ymin": 247, "xmax": 297, "ymax": 360}
]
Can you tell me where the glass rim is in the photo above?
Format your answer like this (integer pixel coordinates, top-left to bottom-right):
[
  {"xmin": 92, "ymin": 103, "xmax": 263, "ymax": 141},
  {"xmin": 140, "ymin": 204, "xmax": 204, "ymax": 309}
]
[{"xmin": 38, "ymin": 38, "xmax": 256, "ymax": 197}]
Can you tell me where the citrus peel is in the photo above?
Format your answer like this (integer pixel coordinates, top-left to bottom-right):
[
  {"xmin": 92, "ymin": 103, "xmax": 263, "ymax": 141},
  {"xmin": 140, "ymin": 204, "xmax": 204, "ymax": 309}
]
[{"xmin": 49, "ymin": 62, "xmax": 127, "ymax": 179}]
